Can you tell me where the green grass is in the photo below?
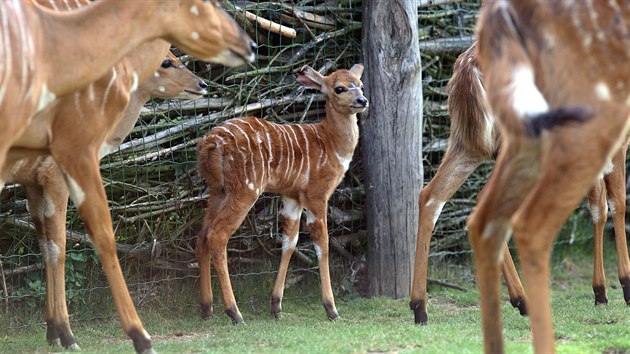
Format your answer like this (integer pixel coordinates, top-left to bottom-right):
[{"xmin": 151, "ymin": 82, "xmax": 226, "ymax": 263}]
[{"xmin": 2, "ymin": 238, "xmax": 630, "ymax": 353}]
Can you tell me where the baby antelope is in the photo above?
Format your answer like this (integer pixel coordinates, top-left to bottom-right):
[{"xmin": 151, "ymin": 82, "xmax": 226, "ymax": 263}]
[{"xmin": 196, "ymin": 64, "xmax": 368, "ymax": 323}]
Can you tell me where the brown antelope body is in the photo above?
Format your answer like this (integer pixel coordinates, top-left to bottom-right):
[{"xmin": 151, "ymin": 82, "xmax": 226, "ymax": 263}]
[
  {"xmin": 0, "ymin": 0, "xmax": 254, "ymax": 182},
  {"xmin": 471, "ymin": 1, "xmax": 630, "ymax": 353},
  {"xmin": 0, "ymin": 0, "xmax": 253, "ymax": 352},
  {"xmin": 410, "ymin": 40, "xmax": 630, "ymax": 324},
  {"xmin": 196, "ymin": 65, "xmax": 368, "ymax": 323},
  {"xmin": 3, "ymin": 52, "xmax": 207, "ymax": 350}
]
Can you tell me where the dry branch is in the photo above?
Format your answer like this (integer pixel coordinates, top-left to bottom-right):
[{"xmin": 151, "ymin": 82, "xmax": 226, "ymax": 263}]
[{"xmin": 243, "ymin": 10, "xmax": 297, "ymax": 38}]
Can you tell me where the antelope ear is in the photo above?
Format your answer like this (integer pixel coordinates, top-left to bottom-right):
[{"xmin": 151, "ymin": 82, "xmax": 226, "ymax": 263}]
[
  {"xmin": 349, "ymin": 64, "xmax": 364, "ymax": 78},
  {"xmin": 296, "ymin": 65, "xmax": 326, "ymax": 92}
]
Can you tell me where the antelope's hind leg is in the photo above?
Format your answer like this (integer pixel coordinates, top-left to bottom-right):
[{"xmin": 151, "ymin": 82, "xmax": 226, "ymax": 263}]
[
  {"xmin": 198, "ymin": 191, "xmax": 258, "ymax": 324},
  {"xmin": 603, "ymin": 147, "xmax": 630, "ymax": 305},
  {"xmin": 304, "ymin": 199, "xmax": 339, "ymax": 321},
  {"xmin": 411, "ymin": 148, "xmax": 481, "ymax": 324},
  {"xmin": 270, "ymin": 197, "xmax": 303, "ymax": 318}
]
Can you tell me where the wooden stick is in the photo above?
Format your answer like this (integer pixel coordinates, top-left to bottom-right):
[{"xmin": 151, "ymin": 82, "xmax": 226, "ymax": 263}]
[{"xmin": 243, "ymin": 10, "xmax": 297, "ymax": 39}]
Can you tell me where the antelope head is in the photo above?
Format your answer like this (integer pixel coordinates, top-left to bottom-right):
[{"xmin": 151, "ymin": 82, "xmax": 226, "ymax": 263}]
[
  {"xmin": 142, "ymin": 52, "xmax": 208, "ymax": 100},
  {"xmin": 296, "ymin": 64, "xmax": 368, "ymax": 115},
  {"xmin": 164, "ymin": 0, "xmax": 256, "ymax": 67}
]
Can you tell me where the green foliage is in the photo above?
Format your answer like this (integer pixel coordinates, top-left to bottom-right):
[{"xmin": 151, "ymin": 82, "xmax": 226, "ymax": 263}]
[
  {"xmin": 65, "ymin": 248, "xmax": 99, "ymax": 307},
  {"xmin": 2, "ymin": 251, "xmax": 630, "ymax": 353}
]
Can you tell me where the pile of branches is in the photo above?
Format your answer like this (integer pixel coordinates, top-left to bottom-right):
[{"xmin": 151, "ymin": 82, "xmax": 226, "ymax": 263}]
[{"xmin": 0, "ymin": 0, "xmax": 482, "ymax": 299}]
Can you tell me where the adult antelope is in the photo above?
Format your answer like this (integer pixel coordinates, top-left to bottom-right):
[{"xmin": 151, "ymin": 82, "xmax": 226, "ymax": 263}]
[
  {"xmin": 196, "ymin": 65, "xmax": 368, "ymax": 324},
  {"xmin": 3, "ymin": 52, "xmax": 207, "ymax": 351},
  {"xmin": 470, "ymin": 1, "xmax": 630, "ymax": 353},
  {"xmin": 410, "ymin": 40, "xmax": 630, "ymax": 324},
  {"xmin": 0, "ymin": 0, "xmax": 255, "ymax": 183},
  {"xmin": 1, "ymin": 0, "xmax": 254, "ymax": 352}
]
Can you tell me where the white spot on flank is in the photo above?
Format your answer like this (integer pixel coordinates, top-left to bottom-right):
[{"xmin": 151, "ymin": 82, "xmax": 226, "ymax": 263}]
[
  {"xmin": 130, "ymin": 71, "xmax": 139, "ymax": 93},
  {"xmin": 248, "ymin": 182, "xmax": 254, "ymax": 190},
  {"xmin": 190, "ymin": 5, "xmax": 199, "ymax": 15},
  {"xmin": 191, "ymin": 32, "xmax": 200, "ymax": 40},
  {"xmin": 36, "ymin": 85, "xmax": 57, "ymax": 112},
  {"xmin": 65, "ymin": 175, "xmax": 85, "ymax": 208},
  {"xmin": 158, "ymin": 86, "xmax": 165, "ymax": 93},
  {"xmin": 280, "ymin": 198, "xmax": 302, "ymax": 221},
  {"xmin": 595, "ymin": 82, "xmax": 611, "ymax": 101},
  {"xmin": 154, "ymin": 72, "xmax": 160, "ymax": 78},
  {"xmin": 282, "ymin": 235, "xmax": 298, "ymax": 253},
  {"xmin": 510, "ymin": 65, "xmax": 549, "ymax": 117}
]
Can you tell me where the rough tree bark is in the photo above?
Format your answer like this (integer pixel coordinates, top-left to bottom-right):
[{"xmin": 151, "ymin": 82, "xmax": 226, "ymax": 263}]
[{"xmin": 361, "ymin": 0, "xmax": 422, "ymax": 298}]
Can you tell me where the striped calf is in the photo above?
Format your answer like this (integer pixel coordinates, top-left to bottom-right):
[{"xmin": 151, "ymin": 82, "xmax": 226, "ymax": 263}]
[{"xmin": 196, "ymin": 64, "xmax": 368, "ymax": 324}]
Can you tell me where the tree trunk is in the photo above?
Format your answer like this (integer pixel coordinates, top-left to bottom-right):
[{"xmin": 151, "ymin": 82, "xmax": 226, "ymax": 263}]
[{"xmin": 361, "ymin": 0, "xmax": 422, "ymax": 298}]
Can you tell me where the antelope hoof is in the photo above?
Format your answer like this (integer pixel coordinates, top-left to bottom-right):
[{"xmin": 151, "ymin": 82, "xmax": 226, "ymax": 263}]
[
  {"xmin": 270, "ymin": 295, "xmax": 283, "ymax": 319},
  {"xmin": 59, "ymin": 331, "xmax": 77, "ymax": 350},
  {"xmin": 324, "ymin": 303, "xmax": 339, "ymax": 321},
  {"xmin": 46, "ymin": 321, "xmax": 60, "ymax": 346},
  {"xmin": 225, "ymin": 307, "xmax": 244, "ymax": 325},
  {"xmin": 593, "ymin": 285, "xmax": 608, "ymax": 305},
  {"xmin": 67, "ymin": 343, "xmax": 81, "ymax": 351},
  {"xmin": 509, "ymin": 296, "xmax": 528, "ymax": 316},
  {"xmin": 409, "ymin": 299, "xmax": 428, "ymax": 325},
  {"xmin": 49, "ymin": 338, "xmax": 61, "ymax": 347},
  {"xmin": 620, "ymin": 277, "xmax": 630, "ymax": 305},
  {"xmin": 200, "ymin": 302, "xmax": 213, "ymax": 320},
  {"xmin": 129, "ymin": 328, "xmax": 153, "ymax": 354}
]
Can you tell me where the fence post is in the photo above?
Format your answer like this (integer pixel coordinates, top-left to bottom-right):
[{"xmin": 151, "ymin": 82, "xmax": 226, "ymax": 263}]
[{"xmin": 361, "ymin": 0, "xmax": 423, "ymax": 298}]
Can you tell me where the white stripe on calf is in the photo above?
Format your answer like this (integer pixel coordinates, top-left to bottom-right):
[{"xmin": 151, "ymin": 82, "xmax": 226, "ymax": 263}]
[
  {"xmin": 297, "ymin": 125, "xmax": 310, "ymax": 182},
  {"xmin": 287, "ymin": 125, "xmax": 304, "ymax": 182},
  {"xmin": 227, "ymin": 121, "xmax": 257, "ymax": 184}
]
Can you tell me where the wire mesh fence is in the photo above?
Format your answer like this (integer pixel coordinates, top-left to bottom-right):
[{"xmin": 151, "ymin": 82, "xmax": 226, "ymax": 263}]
[{"xmin": 0, "ymin": 0, "xmax": 598, "ymax": 330}]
